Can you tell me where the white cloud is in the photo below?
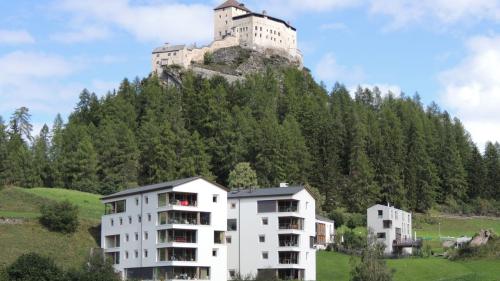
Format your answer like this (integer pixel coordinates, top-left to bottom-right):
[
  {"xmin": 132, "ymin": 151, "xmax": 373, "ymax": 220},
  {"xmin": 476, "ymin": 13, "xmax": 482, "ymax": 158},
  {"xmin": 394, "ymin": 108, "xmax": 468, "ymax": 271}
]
[
  {"xmin": 320, "ymin": 22, "xmax": 349, "ymax": 32},
  {"xmin": 439, "ymin": 34, "xmax": 500, "ymax": 148},
  {"xmin": 249, "ymin": 0, "xmax": 361, "ymax": 18},
  {"xmin": 370, "ymin": 0, "xmax": 500, "ymax": 29},
  {"xmin": 51, "ymin": 25, "xmax": 111, "ymax": 43},
  {"xmin": 315, "ymin": 53, "xmax": 366, "ymax": 86},
  {"xmin": 0, "ymin": 51, "xmax": 81, "ymax": 118},
  {"xmin": 57, "ymin": 0, "xmax": 214, "ymax": 44},
  {"xmin": 0, "ymin": 29, "xmax": 35, "ymax": 44}
]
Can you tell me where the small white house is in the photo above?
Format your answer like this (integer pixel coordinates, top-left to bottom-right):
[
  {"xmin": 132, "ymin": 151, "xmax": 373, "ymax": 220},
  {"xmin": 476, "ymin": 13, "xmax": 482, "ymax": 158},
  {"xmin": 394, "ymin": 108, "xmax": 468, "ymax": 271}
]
[
  {"xmin": 315, "ymin": 215, "xmax": 335, "ymax": 250},
  {"xmin": 100, "ymin": 176, "xmax": 228, "ymax": 280},
  {"xmin": 367, "ymin": 204, "xmax": 414, "ymax": 255},
  {"xmin": 226, "ymin": 186, "xmax": 316, "ymax": 281}
]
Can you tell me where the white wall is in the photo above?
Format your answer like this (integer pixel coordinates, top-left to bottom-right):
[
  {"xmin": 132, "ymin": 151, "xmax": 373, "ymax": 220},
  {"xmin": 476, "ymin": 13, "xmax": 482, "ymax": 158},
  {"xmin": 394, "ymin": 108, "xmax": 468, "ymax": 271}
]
[
  {"xmin": 227, "ymin": 189, "xmax": 316, "ymax": 280},
  {"xmin": 101, "ymin": 178, "xmax": 228, "ymax": 280},
  {"xmin": 367, "ymin": 204, "xmax": 412, "ymax": 255}
]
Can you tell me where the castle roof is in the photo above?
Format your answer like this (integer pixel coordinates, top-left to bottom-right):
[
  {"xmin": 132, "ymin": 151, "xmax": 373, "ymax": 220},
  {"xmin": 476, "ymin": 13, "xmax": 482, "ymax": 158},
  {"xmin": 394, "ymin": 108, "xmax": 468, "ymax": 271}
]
[
  {"xmin": 214, "ymin": 0, "xmax": 252, "ymax": 13},
  {"xmin": 152, "ymin": 44, "xmax": 186, "ymax": 54},
  {"xmin": 233, "ymin": 12, "xmax": 296, "ymax": 31}
]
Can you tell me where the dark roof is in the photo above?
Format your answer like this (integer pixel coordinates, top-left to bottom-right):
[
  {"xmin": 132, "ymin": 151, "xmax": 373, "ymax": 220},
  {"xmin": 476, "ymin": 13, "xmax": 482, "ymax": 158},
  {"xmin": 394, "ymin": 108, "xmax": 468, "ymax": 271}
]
[
  {"xmin": 316, "ymin": 214, "xmax": 334, "ymax": 224},
  {"xmin": 233, "ymin": 12, "xmax": 296, "ymax": 31},
  {"xmin": 228, "ymin": 186, "xmax": 305, "ymax": 199},
  {"xmin": 101, "ymin": 176, "xmax": 227, "ymax": 200},
  {"xmin": 152, "ymin": 44, "xmax": 186, "ymax": 54},
  {"xmin": 214, "ymin": 0, "xmax": 252, "ymax": 13}
]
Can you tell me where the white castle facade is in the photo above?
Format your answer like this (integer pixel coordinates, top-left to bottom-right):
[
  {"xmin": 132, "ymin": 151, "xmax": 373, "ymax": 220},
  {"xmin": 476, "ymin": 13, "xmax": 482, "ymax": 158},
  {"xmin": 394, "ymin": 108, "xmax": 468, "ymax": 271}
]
[{"xmin": 152, "ymin": 0, "xmax": 301, "ymax": 74}]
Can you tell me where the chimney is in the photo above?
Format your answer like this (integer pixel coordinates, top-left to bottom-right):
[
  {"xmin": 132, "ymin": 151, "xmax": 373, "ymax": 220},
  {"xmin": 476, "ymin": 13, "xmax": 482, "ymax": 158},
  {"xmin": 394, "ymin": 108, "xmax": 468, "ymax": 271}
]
[
  {"xmin": 164, "ymin": 42, "xmax": 170, "ymax": 46},
  {"xmin": 262, "ymin": 10, "xmax": 267, "ymax": 16},
  {"xmin": 279, "ymin": 182, "xmax": 289, "ymax": 188}
]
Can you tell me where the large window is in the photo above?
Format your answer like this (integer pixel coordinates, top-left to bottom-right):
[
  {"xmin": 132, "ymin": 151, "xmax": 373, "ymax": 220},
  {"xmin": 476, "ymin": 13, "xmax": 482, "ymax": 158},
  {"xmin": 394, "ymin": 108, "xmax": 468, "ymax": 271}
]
[
  {"xmin": 257, "ymin": 200, "xmax": 277, "ymax": 213},
  {"xmin": 104, "ymin": 200, "xmax": 126, "ymax": 215}
]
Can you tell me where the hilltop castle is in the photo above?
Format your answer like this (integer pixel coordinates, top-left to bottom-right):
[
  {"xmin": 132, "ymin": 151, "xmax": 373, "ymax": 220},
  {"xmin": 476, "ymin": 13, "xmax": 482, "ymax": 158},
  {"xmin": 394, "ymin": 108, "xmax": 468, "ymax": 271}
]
[{"xmin": 152, "ymin": 0, "xmax": 302, "ymax": 74}]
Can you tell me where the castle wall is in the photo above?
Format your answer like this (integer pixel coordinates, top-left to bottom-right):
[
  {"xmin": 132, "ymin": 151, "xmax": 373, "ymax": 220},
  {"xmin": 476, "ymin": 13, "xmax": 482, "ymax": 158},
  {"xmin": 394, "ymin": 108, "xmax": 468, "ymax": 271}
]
[{"xmin": 214, "ymin": 6, "xmax": 249, "ymax": 41}]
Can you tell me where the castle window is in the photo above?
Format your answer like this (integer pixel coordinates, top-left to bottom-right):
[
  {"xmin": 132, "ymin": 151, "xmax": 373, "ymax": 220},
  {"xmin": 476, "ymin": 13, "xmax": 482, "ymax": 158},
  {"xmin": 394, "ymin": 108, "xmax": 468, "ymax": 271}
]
[
  {"xmin": 255, "ymin": 33, "xmax": 257, "ymax": 37},
  {"xmin": 255, "ymin": 26, "xmax": 258, "ymax": 30},
  {"xmin": 260, "ymin": 27, "xmax": 262, "ymax": 31},
  {"xmin": 278, "ymin": 32, "xmax": 281, "ymax": 36}
]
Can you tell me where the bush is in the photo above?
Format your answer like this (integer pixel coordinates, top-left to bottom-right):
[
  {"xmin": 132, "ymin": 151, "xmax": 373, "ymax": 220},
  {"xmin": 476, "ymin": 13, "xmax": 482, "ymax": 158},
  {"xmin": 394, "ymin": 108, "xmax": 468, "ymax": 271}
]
[
  {"xmin": 203, "ymin": 52, "xmax": 214, "ymax": 65},
  {"xmin": 343, "ymin": 229, "xmax": 367, "ymax": 250},
  {"xmin": 6, "ymin": 253, "xmax": 64, "ymax": 281},
  {"xmin": 330, "ymin": 209, "xmax": 345, "ymax": 227},
  {"xmin": 39, "ymin": 200, "xmax": 79, "ymax": 233},
  {"xmin": 65, "ymin": 250, "xmax": 120, "ymax": 281},
  {"xmin": 350, "ymin": 244, "xmax": 393, "ymax": 281},
  {"xmin": 345, "ymin": 213, "xmax": 366, "ymax": 229}
]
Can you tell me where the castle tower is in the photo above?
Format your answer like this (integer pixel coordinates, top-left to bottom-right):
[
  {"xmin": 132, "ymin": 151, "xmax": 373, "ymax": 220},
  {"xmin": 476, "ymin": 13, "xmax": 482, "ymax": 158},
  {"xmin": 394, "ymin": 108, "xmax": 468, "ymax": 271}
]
[{"xmin": 213, "ymin": 0, "xmax": 251, "ymax": 41}]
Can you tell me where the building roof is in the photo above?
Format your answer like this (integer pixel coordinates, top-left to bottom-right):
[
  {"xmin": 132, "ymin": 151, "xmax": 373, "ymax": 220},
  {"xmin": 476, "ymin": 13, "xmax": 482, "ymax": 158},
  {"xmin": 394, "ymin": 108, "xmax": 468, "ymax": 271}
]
[
  {"xmin": 101, "ymin": 176, "xmax": 227, "ymax": 200},
  {"xmin": 152, "ymin": 44, "xmax": 186, "ymax": 54},
  {"xmin": 233, "ymin": 12, "xmax": 296, "ymax": 31},
  {"xmin": 316, "ymin": 214, "xmax": 334, "ymax": 224},
  {"xmin": 227, "ymin": 185, "xmax": 305, "ymax": 199},
  {"xmin": 368, "ymin": 204, "xmax": 410, "ymax": 213},
  {"xmin": 214, "ymin": 0, "xmax": 252, "ymax": 13}
]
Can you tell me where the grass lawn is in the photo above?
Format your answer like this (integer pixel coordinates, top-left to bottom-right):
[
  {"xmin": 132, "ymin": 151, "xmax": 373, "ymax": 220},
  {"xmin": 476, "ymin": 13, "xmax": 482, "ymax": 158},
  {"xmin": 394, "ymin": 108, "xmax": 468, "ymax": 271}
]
[
  {"xmin": 415, "ymin": 216, "xmax": 500, "ymax": 240},
  {"xmin": 0, "ymin": 187, "xmax": 103, "ymax": 221},
  {"xmin": 317, "ymin": 251, "xmax": 500, "ymax": 281}
]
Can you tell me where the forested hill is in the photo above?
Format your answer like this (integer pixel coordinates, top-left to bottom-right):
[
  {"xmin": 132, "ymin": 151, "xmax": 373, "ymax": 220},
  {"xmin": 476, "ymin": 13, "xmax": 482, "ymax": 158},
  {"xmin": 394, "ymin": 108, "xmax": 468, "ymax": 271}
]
[{"xmin": 0, "ymin": 67, "xmax": 499, "ymax": 214}]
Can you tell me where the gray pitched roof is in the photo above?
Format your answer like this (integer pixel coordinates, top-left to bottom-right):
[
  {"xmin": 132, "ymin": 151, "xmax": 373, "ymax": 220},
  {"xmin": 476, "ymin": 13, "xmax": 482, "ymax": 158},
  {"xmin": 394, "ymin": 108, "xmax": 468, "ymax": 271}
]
[
  {"xmin": 316, "ymin": 214, "xmax": 334, "ymax": 224},
  {"xmin": 233, "ymin": 12, "xmax": 296, "ymax": 30},
  {"xmin": 227, "ymin": 185, "xmax": 304, "ymax": 199},
  {"xmin": 152, "ymin": 44, "xmax": 186, "ymax": 54},
  {"xmin": 214, "ymin": 0, "xmax": 251, "ymax": 13},
  {"xmin": 101, "ymin": 176, "xmax": 213, "ymax": 200}
]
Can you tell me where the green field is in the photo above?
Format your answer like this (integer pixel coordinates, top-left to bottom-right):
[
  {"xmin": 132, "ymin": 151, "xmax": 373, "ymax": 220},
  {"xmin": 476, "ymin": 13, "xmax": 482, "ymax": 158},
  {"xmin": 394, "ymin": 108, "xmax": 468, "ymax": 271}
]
[{"xmin": 317, "ymin": 251, "xmax": 500, "ymax": 281}]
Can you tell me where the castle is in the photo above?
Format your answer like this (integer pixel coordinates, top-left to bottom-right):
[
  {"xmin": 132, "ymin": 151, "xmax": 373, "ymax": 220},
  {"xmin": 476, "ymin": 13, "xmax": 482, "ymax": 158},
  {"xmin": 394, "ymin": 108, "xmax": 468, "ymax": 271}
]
[{"xmin": 152, "ymin": 0, "xmax": 301, "ymax": 74}]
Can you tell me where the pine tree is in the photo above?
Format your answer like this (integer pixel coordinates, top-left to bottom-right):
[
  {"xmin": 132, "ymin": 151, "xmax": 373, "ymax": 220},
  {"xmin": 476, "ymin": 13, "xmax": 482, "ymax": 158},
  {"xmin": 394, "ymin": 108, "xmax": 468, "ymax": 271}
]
[
  {"xmin": 0, "ymin": 117, "xmax": 8, "ymax": 186},
  {"xmin": 465, "ymin": 145, "xmax": 485, "ymax": 199},
  {"xmin": 228, "ymin": 162, "xmax": 258, "ymax": 189},
  {"xmin": 178, "ymin": 131, "xmax": 214, "ymax": 180},
  {"xmin": 483, "ymin": 142, "xmax": 500, "ymax": 200},
  {"xmin": 49, "ymin": 114, "xmax": 64, "ymax": 187},
  {"xmin": 32, "ymin": 125, "xmax": 51, "ymax": 187}
]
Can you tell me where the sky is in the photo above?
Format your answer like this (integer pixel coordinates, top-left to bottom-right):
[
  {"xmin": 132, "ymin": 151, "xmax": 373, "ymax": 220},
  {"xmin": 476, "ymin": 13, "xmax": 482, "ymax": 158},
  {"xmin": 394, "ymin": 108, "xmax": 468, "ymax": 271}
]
[{"xmin": 0, "ymin": 0, "xmax": 499, "ymax": 149}]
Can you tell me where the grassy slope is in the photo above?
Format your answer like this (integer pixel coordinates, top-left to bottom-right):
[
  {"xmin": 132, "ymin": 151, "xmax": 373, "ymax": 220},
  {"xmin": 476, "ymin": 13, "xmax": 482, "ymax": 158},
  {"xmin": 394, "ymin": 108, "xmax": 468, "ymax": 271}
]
[
  {"xmin": 317, "ymin": 251, "xmax": 500, "ymax": 281},
  {"xmin": 0, "ymin": 187, "xmax": 102, "ymax": 268}
]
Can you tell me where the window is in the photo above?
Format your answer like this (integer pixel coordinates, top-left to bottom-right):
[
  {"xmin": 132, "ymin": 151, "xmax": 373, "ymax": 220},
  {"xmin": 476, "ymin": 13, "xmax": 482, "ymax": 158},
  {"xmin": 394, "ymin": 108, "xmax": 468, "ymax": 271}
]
[
  {"xmin": 134, "ymin": 250, "xmax": 138, "ymax": 258},
  {"xmin": 310, "ymin": 236, "xmax": 315, "ymax": 249},
  {"xmin": 212, "ymin": 249, "xmax": 218, "ymax": 257},
  {"xmin": 378, "ymin": 210, "xmax": 383, "ymax": 218},
  {"xmin": 138, "ymin": 215, "xmax": 142, "ymax": 223},
  {"xmin": 213, "ymin": 195, "xmax": 218, "ymax": 203},
  {"xmin": 105, "ymin": 200, "xmax": 126, "ymax": 214},
  {"xmin": 227, "ymin": 219, "xmax": 237, "ymax": 231},
  {"xmin": 145, "ymin": 196, "xmax": 149, "ymax": 204},
  {"xmin": 377, "ymin": 232, "xmax": 386, "ymax": 239},
  {"xmin": 215, "ymin": 231, "xmax": 224, "ymax": 244},
  {"xmin": 257, "ymin": 200, "xmax": 277, "ymax": 213},
  {"xmin": 144, "ymin": 249, "xmax": 148, "ymax": 258},
  {"xmin": 230, "ymin": 203, "xmax": 236, "ymax": 209},
  {"xmin": 128, "ymin": 216, "xmax": 132, "ymax": 224},
  {"xmin": 262, "ymin": 217, "xmax": 268, "ymax": 225},
  {"xmin": 306, "ymin": 202, "xmax": 309, "ymax": 209},
  {"xmin": 110, "ymin": 219, "xmax": 114, "ymax": 226},
  {"xmin": 259, "ymin": 235, "xmax": 265, "ymax": 243},
  {"xmin": 135, "ymin": 232, "xmax": 139, "ymax": 241},
  {"xmin": 226, "ymin": 236, "xmax": 232, "ymax": 244},
  {"xmin": 148, "ymin": 213, "xmax": 151, "ymax": 222},
  {"xmin": 119, "ymin": 217, "xmax": 123, "ymax": 225},
  {"xmin": 262, "ymin": 252, "xmax": 268, "ymax": 259},
  {"xmin": 383, "ymin": 220, "xmax": 392, "ymax": 229},
  {"xmin": 125, "ymin": 251, "xmax": 129, "ymax": 259},
  {"xmin": 229, "ymin": 270, "xmax": 236, "ymax": 278},
  {"xmin": 135, "ymin": 198, "xmax": 139, "ymax": 206},
  {"xmin": 126, "ymin": 234, "xmax": 129, "ymax": 242},
  {"xmin": 144, "ymin": 231, "xmax": 149, "ymax": 240}
]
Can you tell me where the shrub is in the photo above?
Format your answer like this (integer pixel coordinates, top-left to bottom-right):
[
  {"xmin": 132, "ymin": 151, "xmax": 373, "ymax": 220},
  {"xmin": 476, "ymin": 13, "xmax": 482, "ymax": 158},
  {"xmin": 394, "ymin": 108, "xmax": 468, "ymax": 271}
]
[
  {"xmin": 203, "ymin": 52, "xmax": 214, "ymax": 65},
  {"xmin": 39, "ymin": 200, "xmax": 79, "ymax": 233},
  {"xmin": 66, "ymin": 250, "xmax": 120, "ymax": 281},
  {"xmin": 350, "ymin": 244, "xmax": 393, "ymax": 281},
  {"xmin": 6, "ymin": 253, "xmax": 64, "ymax": 281},
  {"xmin": 343, "ymin": 229, "xmax": 367, "ymax": 250},
  {"xmin": 330, "ymin": 209, "xmax": 345, "ymax": 227}
]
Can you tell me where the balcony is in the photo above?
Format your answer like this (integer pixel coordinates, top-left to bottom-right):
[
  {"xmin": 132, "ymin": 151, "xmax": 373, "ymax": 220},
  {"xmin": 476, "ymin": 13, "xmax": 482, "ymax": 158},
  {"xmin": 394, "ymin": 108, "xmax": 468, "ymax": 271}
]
[
  {"xmin": 279, "ymin": 234, "xmax": 299, "ymax": 247},
  {"xmin": 214, "ymin": 231, "xmax": 225, "ymax": 244},
  {"xmin": 278, "ymin": 200, "xmax": 298, "ymax": 212},
  {"xmin": 158, "ymin": 192, "xmax": 197, "ymax": 208},
  {"xmin": 158, "ymin": 211, "xmax": 210, "ymax": 226},
  {"xmin": 155, "ymin": 267, "xmax": 210, "ymax": 280},
  {"xmin": 278, "ymin": 269, "xmax": 304, "ymax": 280},
  {"xmin": 158, "ymin": 229, "xmax": 197, "ymax": 244},
  {"xmin": 279, "ymin": 251, "xmax": 299, "ymax": 264},
  {"xmin": 279, "ymin": 217, "xmax": 304, "ymax": 230},
  {"xmin": 104, "ymin": 235, "xmax": 120, "ymax": 249},
  {"xmin": 158, "ymin": 248, "xmax": 197, "ymax": 262},
  {"xmin": 104, "ymin": 200, "xmax": 126, "ymax": 215}
]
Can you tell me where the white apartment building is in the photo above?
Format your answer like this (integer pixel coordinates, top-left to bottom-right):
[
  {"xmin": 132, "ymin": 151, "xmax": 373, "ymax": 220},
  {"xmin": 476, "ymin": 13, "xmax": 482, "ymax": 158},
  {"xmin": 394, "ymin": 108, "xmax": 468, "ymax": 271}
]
[
  {"xmin": 152, "ymin": 0, "xmax": 301, "ymax": 73},
  {"xmin": 315, "ymin": 215, "xmax": 335, "ymax": 250},
  {"xmin": 367, "ymin": 204, "xmax": 414, "ymax": 255},
  {"xmin": 100, "ymin": 176, "xmax": 228, "ymax": 280},
  {"xmin": 226, "ymin": 186, "xmax": 316, "ymax": 281}
]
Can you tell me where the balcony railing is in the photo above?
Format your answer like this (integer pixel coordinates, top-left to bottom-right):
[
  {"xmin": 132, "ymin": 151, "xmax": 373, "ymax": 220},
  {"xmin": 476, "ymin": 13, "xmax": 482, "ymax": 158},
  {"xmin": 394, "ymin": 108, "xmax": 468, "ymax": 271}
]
[
  {"xmin": 279, "ymin": 252, "xmax": 299, "ymax": 264},
  {"xmin": 279, "ymin": 234, "xmax": 299, "ymax": 247},
  {"xmin": 158, "ymin": 248, "xmax": 197, "ymax": 262}
]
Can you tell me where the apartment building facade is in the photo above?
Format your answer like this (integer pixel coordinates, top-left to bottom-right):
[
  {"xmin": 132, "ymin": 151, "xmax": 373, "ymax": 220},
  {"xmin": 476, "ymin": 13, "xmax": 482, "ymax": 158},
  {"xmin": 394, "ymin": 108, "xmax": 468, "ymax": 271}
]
[
  {"xmin": 315, "ymin": 215, "xmax": 335, "ymax": 250},
  {"xmin": 367, "ymin": 204, "xmax": 413, "ymax": 255},
  {"xmin": 226, "ymin": 186, "xmax": 316, "ymax": 280},
  {"xmin": 100, "ymin": 176, "xmax": 228, "ymax": 280}
]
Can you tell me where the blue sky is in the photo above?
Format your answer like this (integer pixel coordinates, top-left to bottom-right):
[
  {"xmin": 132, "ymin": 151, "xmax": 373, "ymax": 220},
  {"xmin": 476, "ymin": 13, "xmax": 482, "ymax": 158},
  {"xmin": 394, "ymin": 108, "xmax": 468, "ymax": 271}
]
[{"xmin": 0, "ymin": 0, "xmax": 499, "ymax": 148}]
